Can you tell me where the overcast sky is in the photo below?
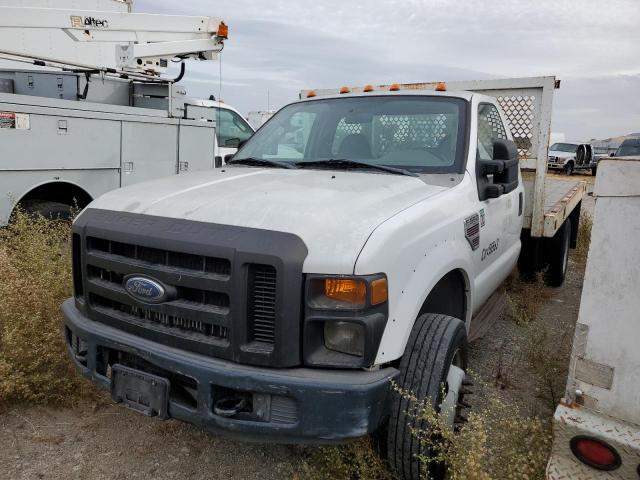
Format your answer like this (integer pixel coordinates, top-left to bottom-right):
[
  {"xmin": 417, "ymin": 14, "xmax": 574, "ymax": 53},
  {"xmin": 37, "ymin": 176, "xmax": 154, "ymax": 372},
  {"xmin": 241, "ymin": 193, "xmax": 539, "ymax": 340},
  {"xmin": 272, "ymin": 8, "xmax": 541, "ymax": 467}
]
[{"xmin": 134, "ymin": 0, "xmax": 640, "ymax": 141}]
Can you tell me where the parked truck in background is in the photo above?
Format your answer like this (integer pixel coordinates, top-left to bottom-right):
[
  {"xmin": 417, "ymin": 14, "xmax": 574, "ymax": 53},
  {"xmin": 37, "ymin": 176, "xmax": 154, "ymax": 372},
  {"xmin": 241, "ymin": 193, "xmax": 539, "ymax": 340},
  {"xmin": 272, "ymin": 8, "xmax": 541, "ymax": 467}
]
[
  {"xmin": 547, "ymin": 155, "xmax": 640, "ymax": 479},
  {"xmin": 62, "ymin": 76, "xmax": 584, "ymax": 480},
  {"xmin": 0, "ymin": 0, "xmax": 253, "ymax": 225},
  {"xmin": 547, "ymin": 141, "xmax": 599, "ymax": 176}
]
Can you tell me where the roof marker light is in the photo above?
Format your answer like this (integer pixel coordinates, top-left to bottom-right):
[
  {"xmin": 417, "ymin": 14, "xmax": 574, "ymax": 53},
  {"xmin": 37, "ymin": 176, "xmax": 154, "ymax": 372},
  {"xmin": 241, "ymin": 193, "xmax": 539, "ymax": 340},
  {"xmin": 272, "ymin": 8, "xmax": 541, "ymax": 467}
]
[
  {"xmin": 435, "ymin": 82, "xmax": 447, "ymax": 91},
  {"xmin": 389, "ymin": 84, "xmax": 401, "ymax": 91},
  {"xmin": 339, "ymin": 86, "xmax": 351, "ymax": 94},
  {"xmin": 363, "ymin": 84, "xmax": 374, "ymax": 92},
  {"xmin": 306, "ymin": 90, "xmax": 317, "ymax": 98}
]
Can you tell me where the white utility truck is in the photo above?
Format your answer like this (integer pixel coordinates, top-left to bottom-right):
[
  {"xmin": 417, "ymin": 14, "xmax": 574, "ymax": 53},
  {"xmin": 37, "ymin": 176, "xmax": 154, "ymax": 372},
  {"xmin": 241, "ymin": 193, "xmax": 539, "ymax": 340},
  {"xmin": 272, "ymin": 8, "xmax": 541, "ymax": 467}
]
[
  {"xmin": 0, "ymin": 0, "xmax": 253, "ymax": 225},
  {"xmin": 63, "ymin": 77, "xmax": 583, "ymax": 480},
  {"xmin": 547, "ymin": 141, "xmax": 598, "ymax": 176},
  {"xmin": 547, "ymin": 156, "xmax": 640, "ymax": 479}
]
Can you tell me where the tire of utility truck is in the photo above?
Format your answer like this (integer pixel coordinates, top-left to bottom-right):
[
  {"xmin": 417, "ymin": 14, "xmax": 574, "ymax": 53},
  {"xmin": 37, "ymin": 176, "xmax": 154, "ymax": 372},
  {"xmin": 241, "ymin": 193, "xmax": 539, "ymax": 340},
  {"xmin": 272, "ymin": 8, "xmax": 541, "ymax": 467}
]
[
  {"xmin": 21, "ymin": 200, "xmax": 73, "ymax": 221},
  {"xmin": 544, "ymin": 218, "xmax": 572, "ymax": 287},
  {"xmin": 591, "ymin": 166, "xmax": 597, "ymax": 176},
  {"xmin": 387, "ymin": 313, "xmax": 468, "ymax": 480}
]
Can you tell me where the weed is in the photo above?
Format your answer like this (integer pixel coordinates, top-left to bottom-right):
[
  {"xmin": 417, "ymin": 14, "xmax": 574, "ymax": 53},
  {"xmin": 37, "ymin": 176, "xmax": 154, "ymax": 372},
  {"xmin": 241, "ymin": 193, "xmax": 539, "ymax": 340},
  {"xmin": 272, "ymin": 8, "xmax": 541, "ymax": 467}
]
[
  {"xmin": 572, "ymin": 212, "xmax": 593, "ymax": 263},
  {"xmin": 397, "ymin": 378, "xmax": 552, "ymax": 480},
  {"xmin": 0, "ymin": 210, "xmax": 92, "ymax": 406},
  {"xmin": 300, "ymin": 437, "xmax": 394, "ymax": 480}
]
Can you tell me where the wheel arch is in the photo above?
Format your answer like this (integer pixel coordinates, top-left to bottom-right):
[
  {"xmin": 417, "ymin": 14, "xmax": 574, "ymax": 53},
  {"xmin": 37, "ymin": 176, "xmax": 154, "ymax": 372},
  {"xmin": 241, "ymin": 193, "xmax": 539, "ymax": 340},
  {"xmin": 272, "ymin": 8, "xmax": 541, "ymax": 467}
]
[{"xmin": 13, "ymin": 180, "xmax": 93, "ymax": 213}]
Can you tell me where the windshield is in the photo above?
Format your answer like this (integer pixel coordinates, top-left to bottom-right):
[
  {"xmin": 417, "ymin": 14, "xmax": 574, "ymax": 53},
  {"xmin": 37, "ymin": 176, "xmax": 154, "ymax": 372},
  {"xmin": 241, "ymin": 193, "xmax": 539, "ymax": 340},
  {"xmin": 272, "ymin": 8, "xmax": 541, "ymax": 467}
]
[
  {"xmin": 616, "ymin": 144, "xmax": 640, "ymax": 157},
  {"xmin": 234, "ymin": 96, "xmax": 468, "ymax": 174},
  {"xmin": 550, "ymin": 143, "xmax": 578, "ymax": 153}
]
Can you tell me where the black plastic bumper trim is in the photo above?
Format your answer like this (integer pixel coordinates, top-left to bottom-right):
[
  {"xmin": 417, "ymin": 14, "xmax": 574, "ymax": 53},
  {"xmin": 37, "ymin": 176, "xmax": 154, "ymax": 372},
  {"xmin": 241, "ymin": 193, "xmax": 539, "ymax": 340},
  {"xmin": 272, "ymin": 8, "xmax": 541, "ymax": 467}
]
[{"xmin": 62, "ymin": 299, "xmax": 398, "ymax": 443}]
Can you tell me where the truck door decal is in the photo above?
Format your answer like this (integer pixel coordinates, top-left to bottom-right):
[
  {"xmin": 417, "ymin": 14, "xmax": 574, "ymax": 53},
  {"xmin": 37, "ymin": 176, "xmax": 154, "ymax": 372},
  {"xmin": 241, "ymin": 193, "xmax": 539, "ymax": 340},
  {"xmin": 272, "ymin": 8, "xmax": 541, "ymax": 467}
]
[
  {"xmin": 481, "ymin": 239, "xmax": 500, "ymax": 261},
  {"xmin": 464, "ymin": 213, "xmax": 480, "ymax": 250}
]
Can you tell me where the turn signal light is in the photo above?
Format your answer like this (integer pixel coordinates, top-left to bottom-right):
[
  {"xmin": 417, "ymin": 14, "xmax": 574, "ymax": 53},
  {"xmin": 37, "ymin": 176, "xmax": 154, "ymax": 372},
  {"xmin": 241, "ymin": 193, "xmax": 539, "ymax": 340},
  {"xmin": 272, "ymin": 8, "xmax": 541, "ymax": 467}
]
[
  {"xmin": 371, "ymin": 278, "xmax": 388, "ymax": 305},
  {"xmin": 435, "ymin": 82, "xmax": 447, "ymax": 91},
  {"xmin": 570, "ymin": 436, "xmax": 621, "ymax": 471},
  {"xmin": 339, "ymin": 86, "xmax": 351, "ymax": 94},
  {"xmin": 306, "ymin": 90, "xmax": 317, "ymax": 98},
  {"xmin": 325, "ymin": 278, "xmax": 366, "ymax": 305},
  {"xmin": 217, "ymin": 22, "xmax": 229, "ymax": 39},
  {"xmin": 389, "ymin": 83, "xmax": 401, "ymax": 91}
]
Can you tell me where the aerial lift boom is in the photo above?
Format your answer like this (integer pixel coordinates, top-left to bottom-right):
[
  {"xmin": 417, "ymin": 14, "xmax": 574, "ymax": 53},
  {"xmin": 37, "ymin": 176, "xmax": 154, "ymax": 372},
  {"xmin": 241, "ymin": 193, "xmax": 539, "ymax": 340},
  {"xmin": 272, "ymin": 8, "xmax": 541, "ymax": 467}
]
[{"xmin": 0, "ymin": 0, "xmax": 228, "ymax": 81}]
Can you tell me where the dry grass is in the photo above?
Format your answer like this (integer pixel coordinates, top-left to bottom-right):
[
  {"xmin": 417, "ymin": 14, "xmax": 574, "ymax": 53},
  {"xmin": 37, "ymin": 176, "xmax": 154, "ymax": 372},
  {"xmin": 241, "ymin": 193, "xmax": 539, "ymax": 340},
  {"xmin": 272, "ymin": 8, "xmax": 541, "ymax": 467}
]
[
  {"xmin": 503, "ymin": 273, "xmax": 550, "ymax": 326},
  {"xmin": 0, "ymin": 211, "xmax": 92, "ymax": 408},
  {"xmin": 396, "ymin": 378, "xmax": 552, "ymax": 480},
  {"xmin": 300, "ymin": 438, "xmax": 394, "ymax": 480},
  {"xmin": 573, "ymin": 212, "xmax": 593, "ymax": 263}
]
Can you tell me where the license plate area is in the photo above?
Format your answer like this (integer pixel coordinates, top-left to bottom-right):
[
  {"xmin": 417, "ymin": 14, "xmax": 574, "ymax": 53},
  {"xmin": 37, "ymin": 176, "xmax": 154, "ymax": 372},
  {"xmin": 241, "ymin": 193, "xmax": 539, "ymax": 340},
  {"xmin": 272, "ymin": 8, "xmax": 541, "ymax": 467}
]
[{"xmin": 111, "ymin": 364, "xmax": 170, "ymax": 419}]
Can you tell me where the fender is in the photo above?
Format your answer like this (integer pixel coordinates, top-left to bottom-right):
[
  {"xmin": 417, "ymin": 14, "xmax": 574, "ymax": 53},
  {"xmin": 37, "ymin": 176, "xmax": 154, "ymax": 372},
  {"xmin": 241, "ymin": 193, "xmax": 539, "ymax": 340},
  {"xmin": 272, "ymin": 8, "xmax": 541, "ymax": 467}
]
[{"xmin": 354, "ymin": 189, "xmax": 477, "ymax": 364}]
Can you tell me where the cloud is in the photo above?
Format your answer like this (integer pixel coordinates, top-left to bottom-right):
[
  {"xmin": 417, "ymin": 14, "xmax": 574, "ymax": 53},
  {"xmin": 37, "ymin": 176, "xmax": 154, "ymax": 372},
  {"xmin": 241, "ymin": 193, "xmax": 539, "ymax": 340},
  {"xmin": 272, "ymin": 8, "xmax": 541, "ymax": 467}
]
[{"xmin": 134, "ymin": 0, "xmax": 640, "ymax": 139}]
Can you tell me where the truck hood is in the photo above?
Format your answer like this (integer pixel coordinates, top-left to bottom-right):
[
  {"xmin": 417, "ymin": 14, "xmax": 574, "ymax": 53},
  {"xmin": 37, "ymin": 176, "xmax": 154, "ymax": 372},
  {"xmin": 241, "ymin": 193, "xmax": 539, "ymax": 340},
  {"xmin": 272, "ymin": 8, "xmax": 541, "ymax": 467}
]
[
  {"xmin": 549, "ymin": 150, "xmax": 575, "ymax": 159},
  {"xmin": 87, "ymin": 167, "xmax": 448, "ymax": 273}
]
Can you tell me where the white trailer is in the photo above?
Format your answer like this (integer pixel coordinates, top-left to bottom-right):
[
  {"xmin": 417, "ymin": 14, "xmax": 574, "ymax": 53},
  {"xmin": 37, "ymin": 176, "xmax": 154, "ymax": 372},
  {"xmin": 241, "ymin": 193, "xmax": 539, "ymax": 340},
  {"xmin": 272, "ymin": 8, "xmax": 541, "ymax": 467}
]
[
  {"xmin": 547, "ymin": 156, "xmax": 640, "ymax": 478},
  {"xmin": 0, "ymin": 0, "xmax": 254, "ymax": 225}
]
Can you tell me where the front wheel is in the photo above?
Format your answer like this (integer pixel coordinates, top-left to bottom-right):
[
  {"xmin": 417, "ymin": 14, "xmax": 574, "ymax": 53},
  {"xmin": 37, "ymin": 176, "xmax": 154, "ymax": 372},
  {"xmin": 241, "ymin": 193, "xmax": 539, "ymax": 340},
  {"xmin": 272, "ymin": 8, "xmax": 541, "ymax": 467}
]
[
  {"xmin": 591, "ymin": 166, "xmax": 597, "ymax": 176},
  {"xmin": 387, "ymin": 314, "xmax": 468, "ymax": 480},
  {"xmin": 564, "ymin": 162, "xmax": 574, "ymax": 176}
]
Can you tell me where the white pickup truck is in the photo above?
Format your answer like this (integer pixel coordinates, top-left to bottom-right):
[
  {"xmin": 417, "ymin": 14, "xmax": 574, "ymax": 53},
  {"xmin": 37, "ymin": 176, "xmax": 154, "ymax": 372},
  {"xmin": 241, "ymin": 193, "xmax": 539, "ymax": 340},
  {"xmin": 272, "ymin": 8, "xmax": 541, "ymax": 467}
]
[{"xmin": 62, "ymin": 77, "xmax": 584, "ymax": 480}]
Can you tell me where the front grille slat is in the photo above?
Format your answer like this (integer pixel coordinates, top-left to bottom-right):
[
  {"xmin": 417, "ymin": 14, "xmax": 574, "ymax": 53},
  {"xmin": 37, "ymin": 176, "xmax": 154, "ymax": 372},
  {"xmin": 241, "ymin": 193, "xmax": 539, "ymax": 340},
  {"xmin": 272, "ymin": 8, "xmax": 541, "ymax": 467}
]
[{"xmin": 247, "ymin": 264, "xmax": 277, "ymax": 346}]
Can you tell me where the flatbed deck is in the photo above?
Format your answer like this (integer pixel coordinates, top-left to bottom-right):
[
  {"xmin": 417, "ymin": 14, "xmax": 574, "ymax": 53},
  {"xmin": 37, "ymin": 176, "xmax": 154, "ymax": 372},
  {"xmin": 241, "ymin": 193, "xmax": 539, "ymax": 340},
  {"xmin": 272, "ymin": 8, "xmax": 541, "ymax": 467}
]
[{"xmin": 523, "ymin": 176, "xmax": 587, "ymax": 237}]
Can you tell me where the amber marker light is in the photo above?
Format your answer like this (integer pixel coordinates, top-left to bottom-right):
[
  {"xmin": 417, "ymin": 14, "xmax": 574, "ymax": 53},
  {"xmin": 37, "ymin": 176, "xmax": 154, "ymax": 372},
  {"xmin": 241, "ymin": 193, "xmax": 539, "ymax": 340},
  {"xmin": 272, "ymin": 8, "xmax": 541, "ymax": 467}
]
[
  {"xmin": 306, "ymin": 90, "xmax": 317, "ymax": 98},
  {"xmin": 339, "ymin": 86, "xmax": 351, "ymax": 94},
  {"xmin": 363, "ymin": 84, "xmax": 375, "ymax": 92},
  {"xmin": 217, "ymin": 22, "xmax": 229, "ymax": 39},
  {"xmin": 371, "ymin": 278, "xmax": 388, "ymax": 305},
  {"xmin": 325, "ymin": 278, "xmax": 367, "ymax": 305},
  {"xmin": 435, "ymin": 82, "xmax": 447, "ymax": 91},
  {"xmin": 389, "ymin": 83, "xmax": 401, "ymax": 91}
]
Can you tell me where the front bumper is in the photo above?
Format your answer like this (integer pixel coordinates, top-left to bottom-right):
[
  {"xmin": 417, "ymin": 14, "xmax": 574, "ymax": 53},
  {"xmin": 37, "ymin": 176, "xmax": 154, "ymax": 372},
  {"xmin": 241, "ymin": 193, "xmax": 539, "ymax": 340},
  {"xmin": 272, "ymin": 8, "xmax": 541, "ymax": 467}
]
[{"xmin": 63, "ymin": 299, "xmax": 398, "ymax": 443}]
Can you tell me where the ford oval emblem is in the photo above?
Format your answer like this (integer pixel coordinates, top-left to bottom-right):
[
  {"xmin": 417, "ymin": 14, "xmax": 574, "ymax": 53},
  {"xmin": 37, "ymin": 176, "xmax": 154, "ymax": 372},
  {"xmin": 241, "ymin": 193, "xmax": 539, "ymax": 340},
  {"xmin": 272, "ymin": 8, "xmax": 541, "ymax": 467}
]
[{"xmin": 124, "ymin": 275, "xmax": 169, "ymax": 304}]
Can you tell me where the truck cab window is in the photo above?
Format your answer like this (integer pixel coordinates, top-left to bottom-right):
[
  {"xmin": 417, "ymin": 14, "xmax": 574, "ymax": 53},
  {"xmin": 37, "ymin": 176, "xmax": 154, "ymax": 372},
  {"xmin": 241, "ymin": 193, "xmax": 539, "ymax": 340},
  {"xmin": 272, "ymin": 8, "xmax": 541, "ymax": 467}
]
[
  {"xmin": 217, "ymin": 108, "xmax": 253, "ymax": 147},
  {"xmin": 477, "ymin": 103, "xmax": 508, "ymax": 160},
  {"xmin": 236, "ymin": 96, "xmax": 468, "ymax": 174}
]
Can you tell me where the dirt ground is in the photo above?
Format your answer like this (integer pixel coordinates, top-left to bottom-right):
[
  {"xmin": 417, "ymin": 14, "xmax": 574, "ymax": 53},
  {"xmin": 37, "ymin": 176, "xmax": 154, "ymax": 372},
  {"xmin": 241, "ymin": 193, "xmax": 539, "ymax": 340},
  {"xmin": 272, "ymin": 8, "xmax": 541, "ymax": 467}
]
[{"xmin": 0, "ymin": 174, "xmax": 595, "ymax": 480}]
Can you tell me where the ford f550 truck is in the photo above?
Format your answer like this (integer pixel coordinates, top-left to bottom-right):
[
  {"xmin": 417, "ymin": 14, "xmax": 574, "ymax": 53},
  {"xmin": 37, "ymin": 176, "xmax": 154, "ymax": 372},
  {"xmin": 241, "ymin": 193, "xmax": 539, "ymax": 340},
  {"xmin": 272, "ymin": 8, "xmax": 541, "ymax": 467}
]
[{"xmin": 63, "ymin": 77, "xmax": 584, "ymax": 480}]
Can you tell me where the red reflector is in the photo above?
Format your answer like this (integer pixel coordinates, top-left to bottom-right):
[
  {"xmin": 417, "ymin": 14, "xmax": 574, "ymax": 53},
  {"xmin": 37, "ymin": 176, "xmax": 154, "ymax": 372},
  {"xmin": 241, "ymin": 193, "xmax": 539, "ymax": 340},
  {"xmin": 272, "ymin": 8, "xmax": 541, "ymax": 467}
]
[{"xmin": 570, "ymin": 436, "xmax": 621, "ymax": 471}]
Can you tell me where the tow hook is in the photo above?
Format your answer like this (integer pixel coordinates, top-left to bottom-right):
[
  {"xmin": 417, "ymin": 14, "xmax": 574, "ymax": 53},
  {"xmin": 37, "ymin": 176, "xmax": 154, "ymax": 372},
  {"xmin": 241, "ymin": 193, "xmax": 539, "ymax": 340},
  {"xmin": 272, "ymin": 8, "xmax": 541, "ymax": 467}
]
[{"xmin": 214, "ymin": 396, "xmax": 248, "ymax": 417}]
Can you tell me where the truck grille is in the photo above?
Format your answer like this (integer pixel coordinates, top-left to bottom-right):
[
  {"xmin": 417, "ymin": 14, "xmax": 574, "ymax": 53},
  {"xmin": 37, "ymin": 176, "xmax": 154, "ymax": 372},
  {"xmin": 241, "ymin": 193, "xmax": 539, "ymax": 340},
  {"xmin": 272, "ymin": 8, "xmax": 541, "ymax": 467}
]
[
  {"xmin": 247, "ymin": 264, "xmax": 277, "ymax": 346},
  {"xmin": 73, "ymin": 210, "xmax": 307, "ymax": 367}
]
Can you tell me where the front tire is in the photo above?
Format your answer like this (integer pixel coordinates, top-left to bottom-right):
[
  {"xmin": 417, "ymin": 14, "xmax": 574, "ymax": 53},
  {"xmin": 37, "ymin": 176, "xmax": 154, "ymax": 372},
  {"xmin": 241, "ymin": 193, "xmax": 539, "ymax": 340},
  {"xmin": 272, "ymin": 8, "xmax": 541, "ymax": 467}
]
[
  {"xmin": 564, "ymin": 161, "xmax": 574, "ymax": 176},
  {"xmin": 387, "ymin": 314, "xmax": 468, "ymax": 480}
]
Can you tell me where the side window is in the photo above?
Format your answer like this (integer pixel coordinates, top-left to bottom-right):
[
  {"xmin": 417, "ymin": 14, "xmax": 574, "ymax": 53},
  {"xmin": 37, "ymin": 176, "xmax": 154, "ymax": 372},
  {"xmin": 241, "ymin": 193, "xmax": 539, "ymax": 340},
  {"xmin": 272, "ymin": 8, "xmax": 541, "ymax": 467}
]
[
  {"xmin": 477, "ymin": 104, "xmax": 507, "ymax": 160},
  {"xmin": 217, "ymin": 109, "xmax": 253, "ymax": 147}
]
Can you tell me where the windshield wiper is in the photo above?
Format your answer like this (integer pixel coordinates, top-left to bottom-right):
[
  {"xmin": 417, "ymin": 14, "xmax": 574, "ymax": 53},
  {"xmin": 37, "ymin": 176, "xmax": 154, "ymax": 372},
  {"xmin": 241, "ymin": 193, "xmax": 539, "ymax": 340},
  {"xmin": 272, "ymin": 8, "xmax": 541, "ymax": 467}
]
[
  {"xmin": 295, "ymin": 159, "xmax": 418, "ymax": 177},
  {"xmin": 226, "ymin": 157, "xmax": 296, "ymax": 169}
]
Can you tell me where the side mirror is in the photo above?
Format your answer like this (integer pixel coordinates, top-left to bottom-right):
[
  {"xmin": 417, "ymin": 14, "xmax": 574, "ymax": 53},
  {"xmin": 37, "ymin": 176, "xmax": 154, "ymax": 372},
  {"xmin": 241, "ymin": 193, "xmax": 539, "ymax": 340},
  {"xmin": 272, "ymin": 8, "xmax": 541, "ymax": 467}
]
[
  {"xmin": 610, "ymin": 152, "xmax": 615, "ymax": 157},
  {"xmin": 223, "ymin": 153, "xmax": 235, "ymax": 163},
  {"xmin": 476, "ymin": 139, "xmax": 519, "ymax": 201}
]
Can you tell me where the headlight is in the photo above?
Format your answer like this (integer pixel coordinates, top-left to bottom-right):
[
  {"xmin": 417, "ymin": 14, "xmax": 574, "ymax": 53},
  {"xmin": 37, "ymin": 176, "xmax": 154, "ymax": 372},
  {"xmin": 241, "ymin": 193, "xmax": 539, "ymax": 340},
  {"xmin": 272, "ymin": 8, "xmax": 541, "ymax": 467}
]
[
  {"xmin": 324, "ymin": 321, "xmax": 365, "ymax": 356},
  {"xmin": 304, "ymin": 274, "xmax": 388, "ymax": 368}
]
